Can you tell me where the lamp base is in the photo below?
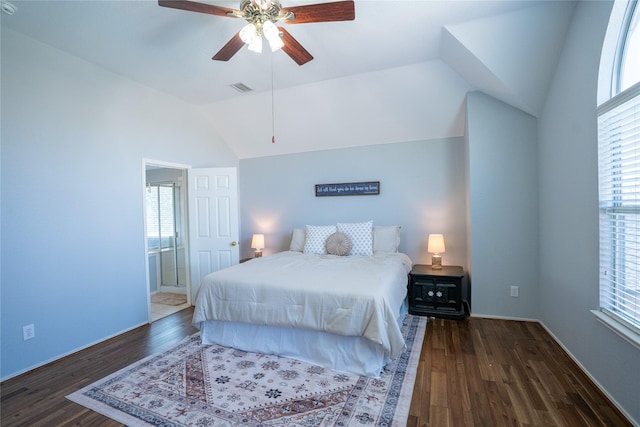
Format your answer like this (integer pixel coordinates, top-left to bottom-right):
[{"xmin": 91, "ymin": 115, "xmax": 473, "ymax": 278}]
[
  {"xmin": 431, "ymin": 254, "xmax": 442, "ymax": 269},
  {"xmin": 254, "ymin": 251, "xmax": 262, "ymax": 258}
]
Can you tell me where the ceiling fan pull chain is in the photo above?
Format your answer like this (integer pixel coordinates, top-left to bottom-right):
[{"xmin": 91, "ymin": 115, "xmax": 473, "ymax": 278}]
[{"xmin": 271, "ymin": 52, "xmax": 276, "ymax": 143}]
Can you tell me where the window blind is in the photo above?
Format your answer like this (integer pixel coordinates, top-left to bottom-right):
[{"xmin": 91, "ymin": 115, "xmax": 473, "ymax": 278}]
[
  {"xmin": 146, "ymin": 185, "xmax": 176, "ymax": 250},
  {"xmin": 598, "ymin": 81, "xmax": 640, "ymax": 334}
]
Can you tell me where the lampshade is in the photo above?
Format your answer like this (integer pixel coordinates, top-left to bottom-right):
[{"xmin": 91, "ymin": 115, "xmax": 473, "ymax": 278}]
[
  {"xmin": 427, "ymin": 234, "xmax": 445, "ymax": 254},
  {"xmin": 239, "ymin": 23, "xmax": 258, "ymax": 44},
  {"xmin": 427, "ymin": 234, "xmax": 445, "ymax": 269},
  {"xmin": 247, "ymin": 36, "xmax": 263, "ymax": 53},
  {"xmin": 240, "ymin": 23, "xmax": 263, "ymax": 53},
  {"xmin": 251, "ymin": 234, "xmax": 265, "ymax": 250},
  {"xmin": 263, "ymin": 21, "xmax": 284, "ymax": 51}
]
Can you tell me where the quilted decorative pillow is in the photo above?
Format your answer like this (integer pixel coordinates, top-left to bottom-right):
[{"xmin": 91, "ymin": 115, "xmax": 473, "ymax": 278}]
[
  {"xmin": 336, "ymin": 221, "xmax": 373, "ymax": 256},
  {"xmin": 303, "ymin": 225, "xmax": 337, "ymax": 254},
  {"xmin": 325, "ymin": 232, "xmax": 352, "ymax": 256}
]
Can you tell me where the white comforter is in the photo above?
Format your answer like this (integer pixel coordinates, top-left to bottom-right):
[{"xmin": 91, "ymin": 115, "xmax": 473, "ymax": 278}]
[{"xmin": 192, "ymin": 251, "xmax": 412, "ymax": 359}]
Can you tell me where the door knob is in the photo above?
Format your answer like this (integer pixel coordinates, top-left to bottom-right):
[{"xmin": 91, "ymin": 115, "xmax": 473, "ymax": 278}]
[{"xmin": 231, "ymin": 241, "xmax": 237, "ymax": 246}]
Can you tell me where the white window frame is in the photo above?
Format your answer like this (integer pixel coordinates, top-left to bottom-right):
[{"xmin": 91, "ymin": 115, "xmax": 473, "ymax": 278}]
[
  {"xmin": 595, "ymin": 0, "xmax": 640, "ymax": 350},
  {"xmin": 613, "ymin": 0, "xmax": 640, "ymax": 94}
]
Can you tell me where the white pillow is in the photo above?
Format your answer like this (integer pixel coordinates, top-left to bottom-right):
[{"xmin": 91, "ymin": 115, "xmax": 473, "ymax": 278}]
[
  {"xmin": 303, "ymin": 225, "xmax": 337, "ymax": 254},
  {"xmin": 373, "ymin": 225, "xmax": 401, "ymax": 253},
  {"xmin": 289, "ymin": 228, "xmax": 306, "ymax": 252},
  {"xmin": 336, "ymin": 221, "xmax": 373, "ymax": 256}
]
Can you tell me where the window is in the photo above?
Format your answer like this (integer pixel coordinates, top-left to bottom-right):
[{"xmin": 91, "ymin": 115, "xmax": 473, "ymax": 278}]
[
  {"xmin": 615, "ymin": 1, "xmax": 640, "ymax": 93},
  {"xmin": 146, "ymin": 184, "xmax": 177, "ymax": 250},
  {"xmin": 597, "ymin": 0, "xmax": 640, "ymax": 338}
]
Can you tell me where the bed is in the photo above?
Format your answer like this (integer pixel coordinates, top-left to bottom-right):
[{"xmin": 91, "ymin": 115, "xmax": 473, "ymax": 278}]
[{"xmin": 192, "ymin": 223, "xmax": 412, "ymax": 377}]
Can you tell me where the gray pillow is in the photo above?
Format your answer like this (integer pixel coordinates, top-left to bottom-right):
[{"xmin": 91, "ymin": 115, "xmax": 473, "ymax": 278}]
[{"xmin": 325, "ymin": 232, "xmax": 352, "ymax": 256}]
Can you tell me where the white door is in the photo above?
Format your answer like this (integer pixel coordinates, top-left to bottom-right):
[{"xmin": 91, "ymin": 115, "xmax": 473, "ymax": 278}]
[{"xmin": 187, "ymin": 167, "xmax": 239, "ymax": 300}]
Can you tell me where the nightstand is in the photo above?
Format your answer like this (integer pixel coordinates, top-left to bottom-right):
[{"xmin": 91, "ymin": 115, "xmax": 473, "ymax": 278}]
[{"xmin": 408, "ymin": 265, "xmax": 468, "ymax": 320}]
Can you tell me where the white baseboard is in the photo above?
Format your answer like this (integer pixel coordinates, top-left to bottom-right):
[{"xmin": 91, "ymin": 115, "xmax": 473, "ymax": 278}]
[
  {"xmin": 470, "ymin": 313, "xmax": 539, "ymax": 322},
  {"xmin": 1, "ymin": 321, "xmax": 148, "ymax": 382}
]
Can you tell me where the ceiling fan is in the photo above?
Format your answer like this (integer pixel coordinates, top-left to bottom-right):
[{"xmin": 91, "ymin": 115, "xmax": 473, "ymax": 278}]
[{"xmin": 158, "ymin": 0, "xmax": 355, "ymax": 65}]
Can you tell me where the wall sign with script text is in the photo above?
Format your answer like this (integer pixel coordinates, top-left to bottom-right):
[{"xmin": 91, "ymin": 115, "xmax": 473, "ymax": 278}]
[{"xmin": 315, "ymin": 181, "xmax": 380, "ymax": 197}]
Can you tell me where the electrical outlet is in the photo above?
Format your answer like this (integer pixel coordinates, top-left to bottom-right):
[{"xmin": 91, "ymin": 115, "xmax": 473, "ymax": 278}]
[
  {"xmin": 510, "ymin": 286, "xmax": 519, "ymax": 298},
  {"xmin": 23, "ymin": 324, "xmax": 35, "ymax": 341}
]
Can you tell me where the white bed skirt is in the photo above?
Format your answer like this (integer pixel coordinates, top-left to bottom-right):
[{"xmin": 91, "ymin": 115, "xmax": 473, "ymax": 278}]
[{"xmin": 199, "ymin": 300, "xmax": 409, "ymax": 378}]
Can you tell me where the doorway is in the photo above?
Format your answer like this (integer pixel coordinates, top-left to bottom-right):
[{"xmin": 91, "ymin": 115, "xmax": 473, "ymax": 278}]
[{"xmin": 144, "ymin": 161, "xmax": 190, "ymax": 322}]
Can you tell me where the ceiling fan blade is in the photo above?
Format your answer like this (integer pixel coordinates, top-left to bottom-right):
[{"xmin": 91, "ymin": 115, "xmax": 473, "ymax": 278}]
[
  {"xmin": 283, "ymin": 0, "xmax": 354, "ymax": 24},
  {"xmin": 158, "ymin": 0, "xmax": 240, "ymax": 17},
  {"xmin": 212, "ymin": 33, "xmax": 245, "ymax": 61},
  {"xmin": 278, "ymin": 27, "xmax": 313, "ymax": 65}
]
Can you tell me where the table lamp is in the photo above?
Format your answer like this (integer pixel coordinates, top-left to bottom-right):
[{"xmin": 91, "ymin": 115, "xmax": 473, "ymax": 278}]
[
  {"xmin": 427, "ymin": 234, "xmax": 445, "ymax": 269},
  {"xmin": 251, "ymin": 234, "xmax": 264, "ymax": 258}
]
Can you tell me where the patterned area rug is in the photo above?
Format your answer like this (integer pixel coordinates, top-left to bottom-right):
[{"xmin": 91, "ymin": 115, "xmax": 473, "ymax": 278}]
[
  {"xmin": 67, "ymin": 315, "xmax": 426, "ymax": 426},
  {"xmin": 151, "ymin": 292, "xmax": 187, "ymax": 306}
]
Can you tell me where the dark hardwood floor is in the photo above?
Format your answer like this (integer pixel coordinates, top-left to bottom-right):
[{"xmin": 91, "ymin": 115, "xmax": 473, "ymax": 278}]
[
  {"xmin": 1, "ymin": 308, "xmax": 198, "ymax": 427},
  {"xmin": 408, "ymin": 317, "xmax": 632, "ymax": 427},
  {"xmin": 1, "ymin": 308, "xmax": 632, "ymax": 426}
]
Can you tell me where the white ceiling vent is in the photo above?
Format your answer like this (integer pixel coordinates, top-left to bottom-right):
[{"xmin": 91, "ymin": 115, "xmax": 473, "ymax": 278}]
[
  {"xmin": 1, "ymin": 1, "xmax": 17, "ymax": 15},
  {"xmin": 230, "ymin": 83, "xmax": 253, "ymax": 93}
]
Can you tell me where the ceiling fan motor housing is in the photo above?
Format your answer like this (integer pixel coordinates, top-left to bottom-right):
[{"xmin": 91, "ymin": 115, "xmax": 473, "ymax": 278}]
[{"xmin": 240, "ymin": 0, "xmax": 290, "ymax": 24}]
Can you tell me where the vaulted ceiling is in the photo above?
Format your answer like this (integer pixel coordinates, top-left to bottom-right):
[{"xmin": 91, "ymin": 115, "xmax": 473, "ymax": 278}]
[{"xmin": 1, "ymin": 0, "xmax": 576, "ymax": 158}]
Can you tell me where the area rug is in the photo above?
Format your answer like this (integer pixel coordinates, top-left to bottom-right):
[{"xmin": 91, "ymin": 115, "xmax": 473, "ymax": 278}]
[
  {"xmin": 151, "ymin": 292, "xmax": 187, "ymax": 306},
  {"xmin": 67, "ymin": 315, "xmax": 426, "ymax": 426}
]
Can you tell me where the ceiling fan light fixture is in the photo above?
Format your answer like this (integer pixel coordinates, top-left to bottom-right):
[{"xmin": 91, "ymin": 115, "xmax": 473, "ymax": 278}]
[
  {"xmin": 239, "ymin": 23, "xmax": 258, "ymax": 44},
  {"xmin": 267, "ymin": 35, "xmax": 284, "ymax": 52},
  {"xmin": 239, "ymin": 22, "xmax": 263, "ymax": 52},
  {"xmin": 247, "ymin": 35, "xmax": 263, "ymax": 53},
  {"xmin": 263, "ymin": 21, "xmax": 284, "ymax": 51}
]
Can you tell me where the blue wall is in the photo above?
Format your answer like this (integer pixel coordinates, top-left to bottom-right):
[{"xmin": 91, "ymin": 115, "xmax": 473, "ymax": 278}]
[
  {"xmin": 238, "ymin": 138, "xmax": 468, "ymax": 268},
  {"xmin": 538, "ymin": 1, "xmax": 639, "ymax": 423},
  {"xmin": 0, "ymin": 29, "xmax": 237, "ymax": 379},
  {"xmin": 467, "ymin": 91, "xmax": 539, "ymax": 319}
]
